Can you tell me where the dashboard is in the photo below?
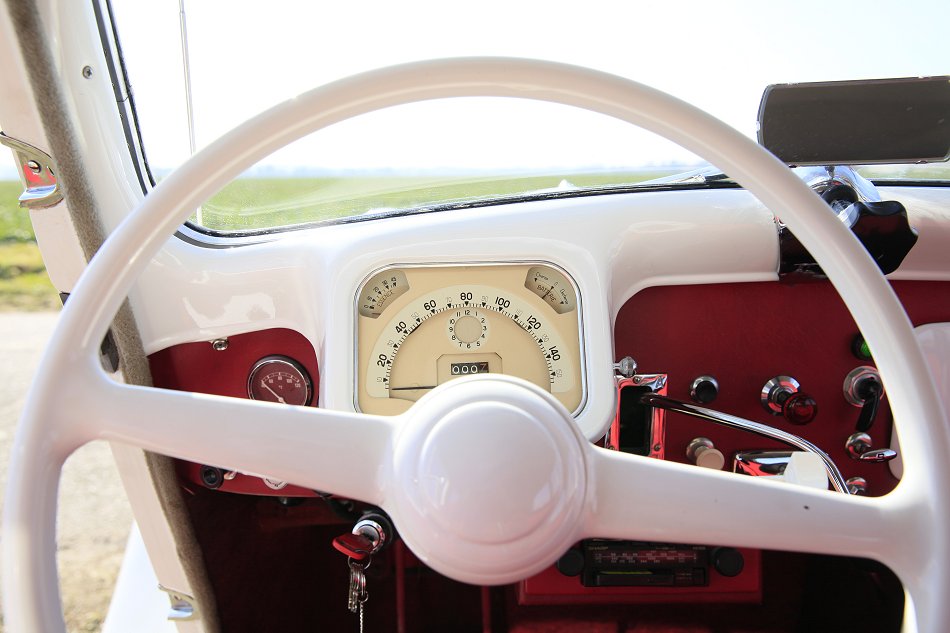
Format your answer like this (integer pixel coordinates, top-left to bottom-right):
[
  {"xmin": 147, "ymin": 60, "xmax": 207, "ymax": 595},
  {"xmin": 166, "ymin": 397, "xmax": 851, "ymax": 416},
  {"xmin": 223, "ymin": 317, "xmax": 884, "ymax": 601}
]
[
  {"xmin": 143, "ymin": 184, "xmax": 950, "ymax": 498},
  {"xmin": 138, "ymin": 183, "xmax": 950, "ymax": 632}
]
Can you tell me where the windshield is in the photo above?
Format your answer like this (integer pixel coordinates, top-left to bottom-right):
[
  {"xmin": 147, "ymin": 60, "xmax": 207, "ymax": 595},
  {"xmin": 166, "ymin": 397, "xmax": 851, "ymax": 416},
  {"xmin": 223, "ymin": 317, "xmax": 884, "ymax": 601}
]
[{"xmin": 110, "ymin": 0, "xmax": 950, "ymax": 234}]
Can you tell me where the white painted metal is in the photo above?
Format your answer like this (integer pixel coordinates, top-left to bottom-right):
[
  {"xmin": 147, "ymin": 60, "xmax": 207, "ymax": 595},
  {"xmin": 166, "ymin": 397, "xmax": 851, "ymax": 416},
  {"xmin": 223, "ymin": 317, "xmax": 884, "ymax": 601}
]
[
  {"xmin": 883, "ymin": 187, "xmax": 950, "ymax": 281},
  {"xmin": 101, "ymin": 524, "xmax": 178, "ymax": 633},
  {"xmin": 108, "ymin": 445, "xmax": 205, "ymax": 633},
  {"xmin": 3, "ymin": 58, "xmax": 950, "ymax": 633},
  {"xmin": 891, "ymin": 323, "xmax": 950, "ymax": 481}
]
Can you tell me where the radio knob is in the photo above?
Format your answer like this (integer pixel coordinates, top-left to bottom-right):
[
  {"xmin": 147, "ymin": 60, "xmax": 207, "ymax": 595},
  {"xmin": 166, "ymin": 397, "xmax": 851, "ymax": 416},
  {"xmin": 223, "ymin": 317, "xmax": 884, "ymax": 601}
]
[
  {"xmin": 687, "ymin": 437, "xmax": 725, "ymax": 470},
  {"xmin": 556, "ymin": 549, "xmax": 585, "ymax": 577},
  {"xmin": 712, "ymin": 547, "xmax": 744, "ymax": 577}
]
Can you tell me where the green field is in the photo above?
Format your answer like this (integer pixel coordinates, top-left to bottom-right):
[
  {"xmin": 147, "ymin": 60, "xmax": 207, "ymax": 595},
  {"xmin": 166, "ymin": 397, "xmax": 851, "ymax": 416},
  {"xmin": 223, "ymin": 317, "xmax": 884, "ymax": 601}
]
[
  {"xmin": 0, "ymin": 180, "xmax": 60, "ymax": 311},
  {"xmin": 200, "ymin": 171, "xmax": 671, "ymax": 231}
]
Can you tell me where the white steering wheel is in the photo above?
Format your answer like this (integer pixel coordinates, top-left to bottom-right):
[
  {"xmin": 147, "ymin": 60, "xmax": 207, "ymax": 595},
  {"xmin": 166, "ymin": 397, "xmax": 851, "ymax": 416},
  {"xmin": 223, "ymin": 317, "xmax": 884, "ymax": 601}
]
[{"xmin": 3, "ymin": 58, "xmax": 948, "ymax": 632}]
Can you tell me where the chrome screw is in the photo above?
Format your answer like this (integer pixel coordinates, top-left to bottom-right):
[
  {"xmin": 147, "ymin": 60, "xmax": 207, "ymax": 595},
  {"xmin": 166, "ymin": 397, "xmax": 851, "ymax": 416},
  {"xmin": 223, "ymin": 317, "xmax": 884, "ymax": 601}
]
[{"xmin": 82, "ymin": 66, "xmax": 93, "ymax": 79}]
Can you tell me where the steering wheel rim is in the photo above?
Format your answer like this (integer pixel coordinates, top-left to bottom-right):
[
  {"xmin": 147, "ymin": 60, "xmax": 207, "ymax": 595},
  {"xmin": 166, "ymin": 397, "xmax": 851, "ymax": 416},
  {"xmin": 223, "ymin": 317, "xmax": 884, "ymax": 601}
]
[{"xmin": 3, "ymin": 58, "xmax": 948, "ymax": 632}]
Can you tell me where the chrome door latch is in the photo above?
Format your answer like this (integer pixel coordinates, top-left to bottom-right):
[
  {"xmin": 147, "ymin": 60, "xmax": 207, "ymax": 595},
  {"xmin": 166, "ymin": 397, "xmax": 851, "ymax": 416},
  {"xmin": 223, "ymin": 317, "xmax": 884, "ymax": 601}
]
[
  {"xmin": 0, "ymin": 133, "xmax": 63, "ymax": 209},
  {"xmin": 158, "ymin": 585, "xmax": 200, "ymax": 621}
]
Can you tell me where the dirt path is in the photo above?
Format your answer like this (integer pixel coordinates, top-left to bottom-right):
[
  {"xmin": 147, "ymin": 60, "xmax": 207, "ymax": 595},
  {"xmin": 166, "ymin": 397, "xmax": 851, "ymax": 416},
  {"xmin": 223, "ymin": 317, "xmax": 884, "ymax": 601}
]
[{"xmin": 0, "ymin": 312, "xmax": 132, "ymax": 632}]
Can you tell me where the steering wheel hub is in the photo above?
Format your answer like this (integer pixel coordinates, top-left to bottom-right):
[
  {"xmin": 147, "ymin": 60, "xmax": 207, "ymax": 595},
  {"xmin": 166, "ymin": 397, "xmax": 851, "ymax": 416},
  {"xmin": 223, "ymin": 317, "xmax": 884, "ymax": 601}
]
[{"xmin": 389, "ymin": 375, "xmax": 588, "ymax": 584}]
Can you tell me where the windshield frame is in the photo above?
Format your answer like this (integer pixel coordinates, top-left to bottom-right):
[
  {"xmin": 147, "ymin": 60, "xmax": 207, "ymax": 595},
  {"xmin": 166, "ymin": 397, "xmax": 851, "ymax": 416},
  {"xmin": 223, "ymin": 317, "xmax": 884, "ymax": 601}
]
[{"xmin": 101, "ymin": 3, "xmax": 950, "ymax": 244}]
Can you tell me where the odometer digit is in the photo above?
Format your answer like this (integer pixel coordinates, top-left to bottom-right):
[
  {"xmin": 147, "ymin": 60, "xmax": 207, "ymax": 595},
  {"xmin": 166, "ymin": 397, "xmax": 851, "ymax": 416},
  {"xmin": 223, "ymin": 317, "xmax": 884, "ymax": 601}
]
[{"xmin": 451, "ymin": 361, "xmax": 490, "ymax": 375}]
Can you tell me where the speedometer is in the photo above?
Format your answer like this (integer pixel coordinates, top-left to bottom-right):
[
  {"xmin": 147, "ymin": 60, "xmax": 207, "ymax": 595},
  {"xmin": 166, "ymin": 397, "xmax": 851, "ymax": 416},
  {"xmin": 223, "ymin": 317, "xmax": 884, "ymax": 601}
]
[{"xmin": 356, "ymin": 264, "xmax": 585, "ymax": 416}]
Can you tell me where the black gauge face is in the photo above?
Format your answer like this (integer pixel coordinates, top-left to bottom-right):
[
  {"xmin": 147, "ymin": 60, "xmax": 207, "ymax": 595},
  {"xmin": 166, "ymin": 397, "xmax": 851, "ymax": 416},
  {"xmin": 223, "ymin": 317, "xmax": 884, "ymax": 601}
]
[{"xmin": 247, "ymin": 355, "xmax": 313, "ymax": 406}]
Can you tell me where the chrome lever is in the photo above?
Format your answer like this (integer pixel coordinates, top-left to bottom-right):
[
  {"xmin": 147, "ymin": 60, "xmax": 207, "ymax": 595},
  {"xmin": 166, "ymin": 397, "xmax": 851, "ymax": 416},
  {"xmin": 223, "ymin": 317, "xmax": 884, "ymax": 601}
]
[
  {"xmin": 639, "ymin": 393, "xmax": 852, "ymax": 494},
  {"xmin": 858, "ymin": 448, "xmax": 898, "ymax": 463}
]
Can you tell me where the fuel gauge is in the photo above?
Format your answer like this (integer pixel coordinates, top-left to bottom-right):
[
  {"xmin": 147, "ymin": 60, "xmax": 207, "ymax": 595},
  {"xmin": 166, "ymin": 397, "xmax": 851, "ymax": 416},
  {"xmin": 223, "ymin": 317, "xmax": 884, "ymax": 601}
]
[
  {"xmin": 524, "ymin": 265, "xmax": 576, "ymax": 314},
  {"xmin": 358, "ymin": 269, "xmax": 410, "ymax": 318},
  {"xmin": 247, "ymin": 355, "xmax": 313, "ymax": 406}
]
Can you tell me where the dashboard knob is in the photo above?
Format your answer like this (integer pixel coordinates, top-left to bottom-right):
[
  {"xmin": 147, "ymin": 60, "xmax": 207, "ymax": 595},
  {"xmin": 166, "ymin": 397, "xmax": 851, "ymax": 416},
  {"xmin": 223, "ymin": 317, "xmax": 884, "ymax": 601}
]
[
  {"xmin": 781, "ymin": 392, "xmax": 818, "ymax": 425},
  {"xmin": 761, "ymin": 375, "xmax": 817, "ymax": 424},
  {"xmin": 687, "ymin": 437, "xmax": 725, "ymax": 470},
  {"xmin": 846, "ymin": 431, "xmax": 872, "ymax": 458},
  {"xmin": 556, "ymin": 549, "xmax": 585, "ymax": 577},
  {"xmin": 711, "ymin": 547, "xmax": 744, "ymax": 577},
  {"xmin": 689, "ymin": 375, "xmax": 719, "ymax": 404}
]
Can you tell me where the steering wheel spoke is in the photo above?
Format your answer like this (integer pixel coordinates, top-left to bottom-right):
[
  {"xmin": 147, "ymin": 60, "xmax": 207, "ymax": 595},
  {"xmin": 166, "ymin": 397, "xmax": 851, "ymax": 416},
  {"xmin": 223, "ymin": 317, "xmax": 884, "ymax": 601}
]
[
  {"xmin": 93, "ymin": 378, "xmax": 394, "ymax": 505},
  {"xmin": 584, "ymin": 447, "xmax": 900, "ymax": 561}
]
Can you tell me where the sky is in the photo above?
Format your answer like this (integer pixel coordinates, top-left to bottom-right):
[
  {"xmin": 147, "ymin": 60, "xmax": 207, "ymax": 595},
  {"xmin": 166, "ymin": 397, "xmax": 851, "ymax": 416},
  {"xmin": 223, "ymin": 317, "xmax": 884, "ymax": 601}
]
[{"xmin": 6, "ymin": 0, "xmax": 950, "ymax": 178}]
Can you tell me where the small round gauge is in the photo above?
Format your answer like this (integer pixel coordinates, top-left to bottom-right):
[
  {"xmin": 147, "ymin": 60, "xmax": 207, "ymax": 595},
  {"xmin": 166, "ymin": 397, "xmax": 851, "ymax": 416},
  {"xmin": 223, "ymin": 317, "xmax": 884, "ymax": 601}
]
[
  {"xmin": 247, "ymin": 355, "xmax": 313, "ymax": 406},
  {"xmin": 446, "ymin": 308, "xmax": 490, "ymax": 349}
]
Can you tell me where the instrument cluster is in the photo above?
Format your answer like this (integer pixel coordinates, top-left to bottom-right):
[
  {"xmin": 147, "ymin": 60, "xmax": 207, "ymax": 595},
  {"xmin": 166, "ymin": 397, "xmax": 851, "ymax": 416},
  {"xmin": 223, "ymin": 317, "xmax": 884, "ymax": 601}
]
[{"xmin": 355, "ymin": 263, "xmax": 586, "ymax": 416}]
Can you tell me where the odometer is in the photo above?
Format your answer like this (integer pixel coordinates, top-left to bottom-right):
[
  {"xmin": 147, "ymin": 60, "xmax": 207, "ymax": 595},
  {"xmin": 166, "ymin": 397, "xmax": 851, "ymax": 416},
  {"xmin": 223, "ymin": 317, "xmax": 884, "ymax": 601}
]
[{"xmin": 451, "ymin": 361, "xmax": 490, "ymax": 375}]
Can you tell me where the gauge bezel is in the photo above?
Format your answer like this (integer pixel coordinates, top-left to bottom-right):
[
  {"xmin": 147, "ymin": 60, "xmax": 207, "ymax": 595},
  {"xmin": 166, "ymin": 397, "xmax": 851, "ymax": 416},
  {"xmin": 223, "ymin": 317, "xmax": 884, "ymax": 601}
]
[
  {"xmin": 247, "ymin": 355, "xmax": 314, "ymax": 406},
  {"xmin": 352, "ymin": 260, "xmax": 588, "ymax": 417}
]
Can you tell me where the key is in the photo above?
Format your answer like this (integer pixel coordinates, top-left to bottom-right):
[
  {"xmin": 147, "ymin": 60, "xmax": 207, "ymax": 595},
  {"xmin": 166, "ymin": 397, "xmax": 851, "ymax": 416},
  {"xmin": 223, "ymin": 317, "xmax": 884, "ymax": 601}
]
[
  {"xmin": 333, "ymin": 532, "xmax": 376, "ymax": 562},
  {"xmin": 347, "ymin": 558, "xmax": 369, "ymax": 613}
]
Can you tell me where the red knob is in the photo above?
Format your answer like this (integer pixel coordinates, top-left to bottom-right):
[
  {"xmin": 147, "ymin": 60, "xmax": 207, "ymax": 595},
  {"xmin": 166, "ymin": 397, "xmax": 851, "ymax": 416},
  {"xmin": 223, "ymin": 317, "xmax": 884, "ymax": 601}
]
[{"xmin": 782, "ymin": 392, "xmax": 818, "ymax": 425}]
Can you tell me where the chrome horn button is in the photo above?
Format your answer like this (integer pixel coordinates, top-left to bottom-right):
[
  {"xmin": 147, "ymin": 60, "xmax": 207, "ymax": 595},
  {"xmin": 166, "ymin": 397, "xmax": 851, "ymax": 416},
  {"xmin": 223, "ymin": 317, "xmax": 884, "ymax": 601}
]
[{"xmin": 389, "ymin": 375, "xmax": 588, "ymax": 585}]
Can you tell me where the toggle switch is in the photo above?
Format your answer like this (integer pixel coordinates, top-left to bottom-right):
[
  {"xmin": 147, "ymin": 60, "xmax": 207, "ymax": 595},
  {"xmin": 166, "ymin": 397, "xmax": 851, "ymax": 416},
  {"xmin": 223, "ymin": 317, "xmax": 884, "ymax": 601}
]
[{"xmin": 844, "ymin": 366, "xmax": 883, "ymax": 432}]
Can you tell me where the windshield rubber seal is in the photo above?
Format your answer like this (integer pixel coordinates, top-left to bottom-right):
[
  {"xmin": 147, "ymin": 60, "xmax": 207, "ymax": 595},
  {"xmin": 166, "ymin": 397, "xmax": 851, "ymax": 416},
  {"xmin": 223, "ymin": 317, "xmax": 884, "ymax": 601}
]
[{"xmin": 185, "ymin": 180, "xmax": 743, "ymax": 240}]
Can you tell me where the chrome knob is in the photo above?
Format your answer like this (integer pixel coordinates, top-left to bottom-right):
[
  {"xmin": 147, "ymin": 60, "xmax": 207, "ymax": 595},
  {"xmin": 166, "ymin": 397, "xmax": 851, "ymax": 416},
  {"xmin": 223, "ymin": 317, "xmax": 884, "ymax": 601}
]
[
  {"xmin": 846, "ymin": 432, "xmax": 897, "ymax": 463},
  {"xmin": 687, "ymin": 437, "xmax": 725, "ymax": 470},
  {"xmin": 847, "ymin": 476, "xmax": 868, "ymax": 495},
  {"xmin": 846, "ymin": 432, "xmax": 873, "ymax": 458}
]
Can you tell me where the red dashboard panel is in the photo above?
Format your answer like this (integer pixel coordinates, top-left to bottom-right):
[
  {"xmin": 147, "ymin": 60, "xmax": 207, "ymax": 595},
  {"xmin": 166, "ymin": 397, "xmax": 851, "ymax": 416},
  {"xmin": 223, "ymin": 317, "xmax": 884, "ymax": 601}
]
[
  {"xmin": 148, "ymin": 328, "xmax": 320, "ymax": 497},
  {"xmin": 613, "ymin": 279, "xmax": 950, "ymax": 496},
  {"xmin": 517, "ymin": 278, "xmax": 949, "ymax": 608}
]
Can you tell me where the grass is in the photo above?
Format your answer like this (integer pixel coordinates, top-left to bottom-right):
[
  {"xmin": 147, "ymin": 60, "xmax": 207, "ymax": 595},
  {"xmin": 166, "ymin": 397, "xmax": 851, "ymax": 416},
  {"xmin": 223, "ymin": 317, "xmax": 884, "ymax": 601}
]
[
  {"xmin": 200, "ymin": 171, "xmax": 672, "ymax": 231},
  {"xmin": 0, "ymin": 180, "xmax": 36, "ymax": 240},
  {"xmin": 0, "ymin": 241, "xmax": 60, "ymax": 311},
  {"xmin": 0, "ymin": 180, "xmax": 60, "ymax": 311}
]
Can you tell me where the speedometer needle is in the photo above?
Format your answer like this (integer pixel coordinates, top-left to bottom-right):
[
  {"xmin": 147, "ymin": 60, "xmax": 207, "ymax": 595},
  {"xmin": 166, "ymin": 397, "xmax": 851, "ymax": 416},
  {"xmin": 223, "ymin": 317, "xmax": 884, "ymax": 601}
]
[{"xmin": 261, "ymin": 381, "xmax": 286, "ymax": 404}]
